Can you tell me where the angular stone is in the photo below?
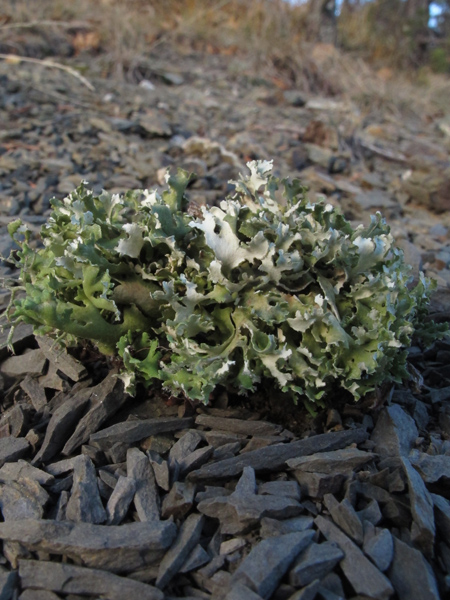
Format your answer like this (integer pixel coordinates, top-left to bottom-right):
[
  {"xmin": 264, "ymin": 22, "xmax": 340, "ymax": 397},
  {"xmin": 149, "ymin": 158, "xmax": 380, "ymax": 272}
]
[
  {"xmin": 19, "ymin": 591, "xmax": 60, "ymax": 600},
  {"xmin": 148, "ymin": 451, "xmax": 170, "ymax": 491},
  {"xmin": 220, "ymin": 537, "xmax": 247, "ymax": 556},
  {"xmin": 0, "ymin": 478, "xmax": 48, "ymax": 520},
  {"xmin": 20, "ymin": 375, "xmax": 47, "ymax": 411},
  {"xmin": 188, "ymin": 429, "xmax": 368, "ymax": 482},
  {"xmin": 90, "ymin": 417, "xmax": 194, "ymax": 449},
  {"xmin": 323, "ymin": 494, "xmax": 364, "ymax": 545},
  {"xmin": 36, "ymin": 336, "xmax": 87, "ymax": 381},
  {"xmin": 401, "ymin": 457, "xmax": 435, "ymax": 557},
  {"xmin": 0, "ymin": 436, "xmax": 29, "ymax": 467},
  {"xmin": 388, "ymin": 536, "xmax": 440, "ymax": 600},
  {"xmin": 198, "ymin": 467, "xmax": 303, "ymax": 535},
  {"xmin": 260, "ymin": 516, "xmax": 314, "ymax": 538},
  {"xmin": 293, "ymin": 471, "xmax": 345, "ymax": 498},
  {"xmin": 179, "ymin": 543, "xmax": 211, "ymax": 573},
  {"xmin": 156, "ymin": 513, "xmax": 204, "ymax": 589},
  {"xmin": 106, "ymin": 476, "xmax": 136, "ymax": 525},
  {"xmin": 232, "ymin": 530, "xmax": 315, "ymax": 599},
  {"xmin": 363, "ymin": 528, "xmax": 394, "ymax": 572},
  {"xmin": 32, "ymin": 389, "xmax": 92, "ymax": 464},
  {"xmin": 289, "ymin": 541, "xmax": 344, "ymax": 587},
  {"xmin": 127, "ymin": 448, "xmax": 160, "ymax": 521},
  {"xmin": 0, "ymin": 570, "xmax": 17, "ymax": 600},
  {"xmin": 161, "ymin": 481, "xmax": 196, "ymax": 519},
  {"xmin": 205, "ymin": 430, "xmax": 246, "ymax": 448},
  {"xmin": 431, "ymin": 493, "xmax": 450, "ymax": 539},
  {"xmin": 62, "ymin": 374, "xmax": 128, "ymax": 455},
  {"xmin": 0, "ymin": 519, "xmax": 177, "ymax": 572},
  {"xmin": 225, "ymin": 582, "xmax": 264, "ymax": 600},
  {"xmin": 315, "ymin": 515, "xmax": 393, "ymax": 600},
  {"xmin": 178, "ymin": 445, "xmax": 214, "ymax": 477},
  {"xmin": 66, "ymin": 455, "xmax": 107, "ymax": 524},
  {"xmin": 357, "ymin": 499, "xmax": 382, "ymax": 525},
  {"xmin": 258, "ymin": 480, "xmax": 301, "ymax": 501},
  {"xmin": 409, "ymin": 450, "xmax": 450, "ymax": 484},
  {"xmin": 1, "ymin": 348, "xmax": 46, "ymax": 377},
  {"xmin": 19, "ymin": 559, "xmax": 163, "ymax": 600},
  {"xmin": 169, "ymin": 430, "xmax": 203, "ymax": 468},
  {"xmin": 195, "ymin": 415, "xmax": 282, "ymax": 437},
  {"xmin": 0, "ymin": 459, "xmax": 53, "ymax": 486},
  {"xmin": 371, "ymin": 405, "xmax": 418, "ymax": 457},
  {"xmin": 287, "ymin": 448, "xmax": 375, "ymax": 475},
  {"xmin": 288, "ymin": 579, "xmax": 321, "ymax": 600},
  {"xmin": 45, "ymin": 456, "xmax": 79, "ymax": 476}
]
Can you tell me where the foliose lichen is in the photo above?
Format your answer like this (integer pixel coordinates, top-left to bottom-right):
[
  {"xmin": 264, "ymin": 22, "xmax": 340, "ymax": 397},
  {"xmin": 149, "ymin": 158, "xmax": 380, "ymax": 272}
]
[{"xmin": 4, "ymin": 160, "xmax": 447, "ymax": 411}]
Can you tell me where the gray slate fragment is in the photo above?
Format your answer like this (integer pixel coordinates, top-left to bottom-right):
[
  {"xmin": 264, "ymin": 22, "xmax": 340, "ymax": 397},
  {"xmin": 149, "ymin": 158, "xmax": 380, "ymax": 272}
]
[
  {"xmin": 45, "ymin": 456, "xmax": 79, "ymax": 476},
  {"xmin": 225, "ymin": 582, "xmax": 264, "ymax": 600},
  {"xmin": 294, "ymin": 471, "xmax": 345, "ymax": 498},
  {"xmin": 32, "ymin": 389, "xmax": 92, "ymax": 464},
  {"xmin": 401, "ymin": 456, "xmax": 435, "ymax": 557},
  {"xmin": 188, "ymin": 428, "xmax": 368, "ymax": 482},
  {"xmin": 37, "ymin": 336, "xmax": 87, "ymax": 381},
  {"xmin": 289, "ymin": 541, "xmax": 344, "ymax": 587},
  {"xmin": 0, "ymin": 437, "xmax": 29, "ymax": 468},
  {"xmin": 323, "ymin": 494, "xmax": 364, "ymax": 545},
  {"xmin": 90, "ymin": 416, "xmax": 194, "ymax": 449},
  {"xmin": 371, "ymin": 405, "xmax": 418, "ymax": 457},
  {"xmin": 0, "ymin": 570, "xmax": 17, "ymax": 600},
  {"xmin": 431, "ymin": 493, "xmax": 450, "ymax": 539},
  {"xmin": 156, "ymin": 513, "xmax": 204, "ymax": 589},
  {"xmin": 388, "ymin": 536, "xmax": 440, "ymax": 600},
  {"xmin": 180, "ymin": 543, "xmax": 211, "ymax": 573},
  {"xmin": 19, "ymin": 559, "xmax": 163, "ymax": 600},
  {"xmin": 288, "ymin": 579, "xmax": 321, "ymax": 600},
  {"xmin": 106, "ymin": 475, "xmax": 136, "ymax": 525},
  {"xmin": 315, "ymin": 515, "xmax": 393, "ymax": 600},
  {"xmin": 409, "ymin": 449, "xmax": 450, "ymax": 483},
  {"xmin": 169, "ymin": 430, "xmax": 203, "ymax": 468},
  {"xmin": 357, "ymin": 499, "xmax": 382, "ymax": 525},
  {"xmin": 161, "ymin": 480, "xmax": 196, "ymax": 519},
  {"xmin": 19, "ymin": 591, "xmax": 61, "ymax": 600},
  {"xmin": 66, "ymin": 455, "xmax": 107, "ymax": 524},
  {"xmin": 232, "ymin": 530, "xmax": 315, "ymax": 600},
  {"xmin": 178, "ymin": 445, "xmax": 214, "ymax": 477},
  {"xmin": 62, "ymin": 373, "xmax": 127, "ymax": 455},
  {"xmin": 0, "ymin": 518, "xmax": 177, "ymax": 572},
  {"xmin": 260, "ymin": 516, "xmax": 314, "ymax": 538},
  {"xmin": 258, "ymin": 480, "xmax": 301, "ymax": 501},
  {"xmin": 0, "ymin": 459, "xmax": 53, "ymax": 485},
  {"xmin": 195, "ymin": 414, "xmax": 282, "ymax": 436},
  {"xmin": 148, "ymin": 450, "xmax": 170, "ymax": 491},
  {"xmin": 198, "ymin": 467, "xmax": 303, "ymax": 535},
  {"xmin": 53, "ymin": 490, "xmax": 69, "ymax": 521},
  {"xmin": 20, "ymin": 375, "xmax": 47, "ymax": 411},
  {"xmin": 363, "ymin": 528, "xmax": 394, "ymax": 572},
  {"xmin": 0, "ymin": 478, "xmax": 48, "ymax": 520},
  {"xmin": 127, "ymin": 448, "xmax": 160, "ymax": 521},
  {"xmin": 1, "ymin": 348, "xmax": 46, "ymax": 377},
  {"xmin": 287, "ymin": 448, "xmax": 375, "ymax": 475}
]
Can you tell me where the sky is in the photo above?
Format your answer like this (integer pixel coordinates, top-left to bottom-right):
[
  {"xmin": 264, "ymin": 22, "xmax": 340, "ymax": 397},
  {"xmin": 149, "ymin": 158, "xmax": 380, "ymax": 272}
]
[{"xmin": 286, "ymin": 0, "xmax": 443, "ymax": 27}]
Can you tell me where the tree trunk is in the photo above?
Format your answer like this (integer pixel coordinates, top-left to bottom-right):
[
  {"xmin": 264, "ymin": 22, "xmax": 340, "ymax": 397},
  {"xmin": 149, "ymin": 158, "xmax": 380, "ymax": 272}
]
[{"xmin": 307, "ymin": 0, "xmax": 337, "ymax": 45}]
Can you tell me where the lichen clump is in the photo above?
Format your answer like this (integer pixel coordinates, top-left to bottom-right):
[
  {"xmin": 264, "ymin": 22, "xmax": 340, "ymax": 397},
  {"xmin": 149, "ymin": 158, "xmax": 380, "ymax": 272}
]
[{"xmin": 5, "ymin": 160, "xmax": 446, "ymax": 409}]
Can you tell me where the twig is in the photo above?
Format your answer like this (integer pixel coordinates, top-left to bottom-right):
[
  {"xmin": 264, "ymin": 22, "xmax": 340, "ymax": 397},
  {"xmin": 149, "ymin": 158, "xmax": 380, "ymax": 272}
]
[
  {"xmin": 0, "ymin": 20, "xmax": 91, "ymax": 31},
  {"xmin": 0, "ymin": 53, "xmax": 95, "ymax": 91}
]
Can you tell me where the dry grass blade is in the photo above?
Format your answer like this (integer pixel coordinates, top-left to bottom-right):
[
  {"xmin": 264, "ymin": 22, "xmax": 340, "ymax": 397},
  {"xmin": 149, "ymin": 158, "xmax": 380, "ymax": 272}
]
[{"xmin": 0, "ymin": 53, "xmax": 95, "ymax": 91}]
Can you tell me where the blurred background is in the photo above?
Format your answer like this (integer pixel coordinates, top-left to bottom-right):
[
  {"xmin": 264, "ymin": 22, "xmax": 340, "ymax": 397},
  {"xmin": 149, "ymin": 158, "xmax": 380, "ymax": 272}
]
[{"xmin": 1, "ymin": 0, "xmax": 450, "ymax": 112}]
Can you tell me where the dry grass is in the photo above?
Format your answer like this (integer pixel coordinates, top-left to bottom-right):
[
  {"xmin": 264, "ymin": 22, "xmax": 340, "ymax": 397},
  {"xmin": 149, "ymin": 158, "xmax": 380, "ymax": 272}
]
[{"xmin": 0, "ymin": 0, "xmax": 449, "ymax": 120}]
